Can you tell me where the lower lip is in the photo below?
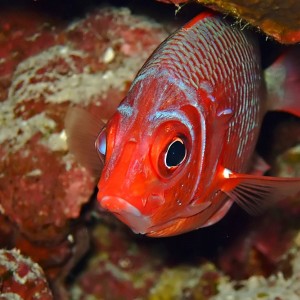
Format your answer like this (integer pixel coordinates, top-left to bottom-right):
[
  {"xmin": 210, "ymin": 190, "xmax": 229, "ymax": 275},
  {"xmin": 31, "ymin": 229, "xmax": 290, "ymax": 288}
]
[{"xmin": 100, "ymin": 195, "xmax": 142, "ymax": 217}]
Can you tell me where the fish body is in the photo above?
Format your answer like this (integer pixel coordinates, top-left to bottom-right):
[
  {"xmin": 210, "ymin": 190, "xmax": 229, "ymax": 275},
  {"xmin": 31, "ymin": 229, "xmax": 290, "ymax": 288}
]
[{"xmin": 95, "ymin": 12, "xmax": 300, "ymax": 237}]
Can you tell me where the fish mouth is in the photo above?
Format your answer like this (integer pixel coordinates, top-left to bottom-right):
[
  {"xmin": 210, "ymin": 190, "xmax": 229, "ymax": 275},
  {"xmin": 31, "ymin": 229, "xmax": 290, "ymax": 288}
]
[
  {"xmin": 100, "ymin": 196, "xmax": 142, "ymax": 216},
  {"xmin": 99, "ymin": 196, "xmax": 152, "ymax": 234}
]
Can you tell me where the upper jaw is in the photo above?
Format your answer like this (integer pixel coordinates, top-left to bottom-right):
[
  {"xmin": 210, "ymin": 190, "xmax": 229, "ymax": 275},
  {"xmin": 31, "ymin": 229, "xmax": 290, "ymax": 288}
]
[{"xmin": 99, "ymin": 195, "xmax": 152, "ymax": 234}]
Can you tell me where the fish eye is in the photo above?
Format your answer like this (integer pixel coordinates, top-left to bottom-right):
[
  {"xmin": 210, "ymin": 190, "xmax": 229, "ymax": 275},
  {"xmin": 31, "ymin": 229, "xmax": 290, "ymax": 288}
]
[
  {"xmin": 164, "ymin": 138, "xmax": 186, "ymax": 169},
  {"xmin": 95, "ymin": 127, "xmax": 106, "ymax": 156}
]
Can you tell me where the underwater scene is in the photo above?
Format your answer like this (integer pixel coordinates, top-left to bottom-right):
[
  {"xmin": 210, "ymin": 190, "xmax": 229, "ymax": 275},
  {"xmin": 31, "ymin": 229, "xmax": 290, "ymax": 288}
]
[{"xmin": 0, "ymin": 0, "xmax": 300, "ymax": 299}]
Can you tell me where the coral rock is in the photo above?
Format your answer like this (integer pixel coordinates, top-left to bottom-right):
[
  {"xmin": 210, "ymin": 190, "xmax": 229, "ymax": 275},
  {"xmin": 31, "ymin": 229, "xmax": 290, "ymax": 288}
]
[
  {"xmin": 0, "ymin": 6, "xmax": 167, "ymax": 244},
  {"xmin": 0, "ymin": 5, "xmax": 168, "ymax": 297},
  {"xmin": 0, "ymin": 248, "xmax": 53, "ymax": 300},
  {"xmin": 157, "ymin": 0, "xmax": 300, "ymax": 43}
]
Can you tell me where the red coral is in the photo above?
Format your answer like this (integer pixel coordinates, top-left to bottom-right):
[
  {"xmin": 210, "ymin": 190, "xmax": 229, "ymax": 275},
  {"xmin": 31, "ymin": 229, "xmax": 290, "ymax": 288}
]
[
  {"xmin": 0, "ymin": 135, "xmax": 94, "ymax": 241},
  {"xmin": 0, "ymin": 249, "xmax": 53, "ymax": 299}
]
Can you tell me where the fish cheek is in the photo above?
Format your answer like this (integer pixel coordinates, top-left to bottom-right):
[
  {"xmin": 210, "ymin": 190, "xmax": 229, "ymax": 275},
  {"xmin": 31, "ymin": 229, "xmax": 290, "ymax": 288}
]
[
  {"xmin": 160, "ymin": 162, "xmax": 197, "ymax": 215},
  {"xmin": 147, "ymin": 107, "xmax": 204, "ymax": 220}
]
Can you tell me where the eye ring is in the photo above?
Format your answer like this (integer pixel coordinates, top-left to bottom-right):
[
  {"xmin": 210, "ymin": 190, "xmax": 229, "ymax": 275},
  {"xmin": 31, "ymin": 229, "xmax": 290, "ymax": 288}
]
[
  {"xmin": 95, "ymin": 127, "xmax": 106, "ymax": 158},
  {"xmin": 164, "ymin": 137, "xmax": 187, "ymax": 169}
]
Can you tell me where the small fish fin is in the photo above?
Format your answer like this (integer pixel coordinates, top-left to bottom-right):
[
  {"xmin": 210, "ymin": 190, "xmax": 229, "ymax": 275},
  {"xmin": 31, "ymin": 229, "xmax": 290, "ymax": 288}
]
[
  {"xmin": 65, "ymin": 107, "xmax": 105, "ymax": 177},
  {"xmin": 221, "ymin": 170, "xmax": 300, "ymax": 215},
  {"xmin": 265, "ymin": 46, "xmax": 300, "ymax": 117},
  {"xmin": 200, "ymin": 200, "xmax": 233, "ymax": 228},
  {"xmin": 249, "ymin": 153, "xmax": 270, "ymax": 176},
  {"xmin": 176, "ymin": 201, "xmax": 211, "ymax": 218}
]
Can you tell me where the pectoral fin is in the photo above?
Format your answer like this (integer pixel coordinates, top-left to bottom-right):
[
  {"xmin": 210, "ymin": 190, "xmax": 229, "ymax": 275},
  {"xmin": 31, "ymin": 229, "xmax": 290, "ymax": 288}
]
[
  {"xmin": 221, "ymin": 168, "xmax": 300, "ymax": 215},
  {"xmin": 65, "ymin": 107, "xmax": 105, "ymax": 177}
]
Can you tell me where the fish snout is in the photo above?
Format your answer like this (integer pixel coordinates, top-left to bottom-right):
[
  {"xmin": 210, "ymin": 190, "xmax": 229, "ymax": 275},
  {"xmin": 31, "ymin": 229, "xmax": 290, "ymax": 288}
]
[
  {"xmin": 100, "ymin": 196, "xmax": 142, "ymax": 217},
  {"xmin": 98, "ymin": 195, "xmax": 152, "ymax": 234}
]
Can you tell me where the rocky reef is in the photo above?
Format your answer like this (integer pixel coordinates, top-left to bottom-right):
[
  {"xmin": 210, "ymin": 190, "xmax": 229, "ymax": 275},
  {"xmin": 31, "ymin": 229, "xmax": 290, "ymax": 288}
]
[
  {"xmin": 0, "ymin": 248, "xmax": 53, "ymax": 299},
  {"xmin": 158, "ymin": 0, "xmax": 300, "ymax": 43},
  {"xmin": 0, "ymin": 0, "xmax": 300, "ymax": 299}
]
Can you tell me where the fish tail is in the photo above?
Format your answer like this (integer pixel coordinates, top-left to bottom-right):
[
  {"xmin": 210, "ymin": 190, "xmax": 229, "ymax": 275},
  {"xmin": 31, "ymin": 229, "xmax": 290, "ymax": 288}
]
[{"xmin": 265, "ymin": 46, "xmax": 300, "ymax": 117}]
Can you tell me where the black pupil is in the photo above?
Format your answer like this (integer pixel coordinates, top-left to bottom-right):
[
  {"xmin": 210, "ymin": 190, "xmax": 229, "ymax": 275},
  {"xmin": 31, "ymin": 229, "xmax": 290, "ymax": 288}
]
[{"xmin": 166, "ymin": 140, "xmax": 186, "ymax": 167}]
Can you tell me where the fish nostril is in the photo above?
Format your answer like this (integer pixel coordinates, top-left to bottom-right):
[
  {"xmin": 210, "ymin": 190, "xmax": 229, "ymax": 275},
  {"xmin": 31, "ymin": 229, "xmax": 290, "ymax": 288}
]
[{"xmin": 100, "ymin": 196, "xmax": 142, "ymax": 217}]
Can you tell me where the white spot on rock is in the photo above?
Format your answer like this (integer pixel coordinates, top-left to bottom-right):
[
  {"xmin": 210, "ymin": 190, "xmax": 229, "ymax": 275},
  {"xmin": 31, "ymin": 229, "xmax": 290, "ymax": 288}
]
[{"xmin": 103, "ymin": 47, "xmax": 115, "ymax": 63}]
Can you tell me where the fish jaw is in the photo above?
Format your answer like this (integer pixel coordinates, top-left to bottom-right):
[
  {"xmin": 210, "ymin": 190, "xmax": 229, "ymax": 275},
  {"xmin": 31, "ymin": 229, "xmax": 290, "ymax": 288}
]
[
  {"xmin": 98, "ymin": 194, "xmax": 214, "ymax": 236},
  {"xmin": 146, "ymin": 192, "xmax": 231, "ymax": 237},
  {"xmin": 99, "ymin": 196, "xmax": 152, "ymax": 234},
  {"xmin": 97, "ymin": 160, "xmax": 167, "ymax": 234}
]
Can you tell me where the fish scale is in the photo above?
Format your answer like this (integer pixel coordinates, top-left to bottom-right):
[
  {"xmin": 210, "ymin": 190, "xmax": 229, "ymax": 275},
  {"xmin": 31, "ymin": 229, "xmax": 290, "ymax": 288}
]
[{"xmin": 141, "ymin": 15, "xmax": 262, "ymax": 172}]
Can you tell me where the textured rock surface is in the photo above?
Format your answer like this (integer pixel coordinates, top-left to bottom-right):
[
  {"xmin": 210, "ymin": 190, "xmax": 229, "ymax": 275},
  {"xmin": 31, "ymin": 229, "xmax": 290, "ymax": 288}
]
[
  {"xmin": 0, "ymin": 5, "xmax": 169, "ymax": 297},
  {"xmin": 0, "ymin": 6, "xmax": 167, "ymax": 242},
  {"xmin": 158, "ymin": 0, "xmax": 300, "ymax": 43},
  {"xmin": 69, "ymin": 221, "xmax": 166, "ymax": 299},
  {"xmin": 0, "ymin": 248, "xmax": 53, "ymax": 299},
  {"xmin": 212, "ymin": 238, "xmax": 300, "ymax": 300}
]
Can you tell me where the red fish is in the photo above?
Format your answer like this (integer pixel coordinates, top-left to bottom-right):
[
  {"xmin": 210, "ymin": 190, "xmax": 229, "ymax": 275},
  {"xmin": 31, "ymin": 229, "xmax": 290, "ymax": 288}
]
[{"xmin": 68, "ymin": 12, "xmax": 300, "ymax": 237}]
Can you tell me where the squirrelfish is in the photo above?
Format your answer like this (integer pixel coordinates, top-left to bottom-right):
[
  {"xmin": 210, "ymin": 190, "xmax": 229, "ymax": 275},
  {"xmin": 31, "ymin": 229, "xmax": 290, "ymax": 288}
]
[{"xmin": 69, "ymin": 12, "xmax": 300, "ymax": 237}]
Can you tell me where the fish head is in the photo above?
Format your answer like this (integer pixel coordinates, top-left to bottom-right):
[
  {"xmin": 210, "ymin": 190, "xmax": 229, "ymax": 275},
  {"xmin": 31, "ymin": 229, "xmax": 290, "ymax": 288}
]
[{"xmin": 96, "ymin": 72, "xmax": 215, "ymax": 236}]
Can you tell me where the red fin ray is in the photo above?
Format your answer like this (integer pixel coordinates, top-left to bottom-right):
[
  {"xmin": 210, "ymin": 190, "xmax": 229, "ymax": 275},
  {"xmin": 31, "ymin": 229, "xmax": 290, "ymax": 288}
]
[
  {"xmin": 177, "ymin": 201, "xmax": 212, "ymax": 218},
  {"xmin": 65, "ymin": 107, "xmax": 104, "ymax": 177},
  {"xmin": 222, "ymin": 171, "xmax": 300, "ymax": 215},
  {"xmin": 183, "ymin": 12, "xmax": 215, "ymax": 30},
  {"xmin": 200, "ymin": 200, "xmax": 234, "ymax": 228}
]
